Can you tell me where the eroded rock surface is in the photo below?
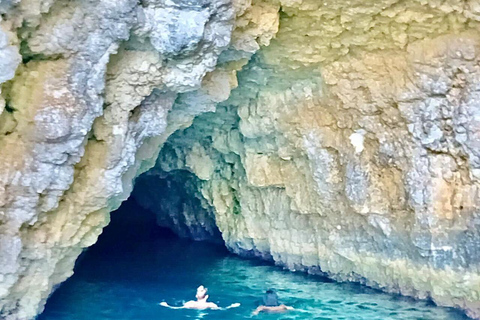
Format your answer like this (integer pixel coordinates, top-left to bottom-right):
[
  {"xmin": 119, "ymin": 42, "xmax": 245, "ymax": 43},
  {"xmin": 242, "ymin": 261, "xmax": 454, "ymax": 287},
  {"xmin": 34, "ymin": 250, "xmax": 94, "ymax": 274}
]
[{"xmin": 1, "ymin": 0, "xmax": 480, "ymax": 319}]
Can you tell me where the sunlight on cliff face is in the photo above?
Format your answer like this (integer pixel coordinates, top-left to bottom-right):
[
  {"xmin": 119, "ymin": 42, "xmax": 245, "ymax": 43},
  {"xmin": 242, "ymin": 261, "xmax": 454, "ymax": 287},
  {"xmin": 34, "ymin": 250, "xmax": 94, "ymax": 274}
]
[
  {"xmin": 1, "ymin": 0, "xmax": 480, "ymax": 319},
  {"xmin": 134, "ymin": 39, "xmax": 480, "ymax": 317}
]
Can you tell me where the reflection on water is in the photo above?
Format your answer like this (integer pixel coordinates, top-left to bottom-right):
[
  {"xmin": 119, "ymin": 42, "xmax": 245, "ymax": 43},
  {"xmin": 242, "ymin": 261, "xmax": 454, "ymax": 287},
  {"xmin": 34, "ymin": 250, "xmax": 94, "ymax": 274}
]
[{"xmin": 39, "ymin": 200, "xmax": 468, "ymax": 320}]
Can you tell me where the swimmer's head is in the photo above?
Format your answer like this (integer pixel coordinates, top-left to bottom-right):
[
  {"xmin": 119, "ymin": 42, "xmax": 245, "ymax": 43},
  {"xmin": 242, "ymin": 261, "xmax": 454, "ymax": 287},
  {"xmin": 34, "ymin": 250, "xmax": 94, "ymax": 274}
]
[
  {"xmin": 263, "ymin": 288, "xmax": 279, "ymax": 307},
  {"xmin": 196, "ymin": 285, "xmax": 208, "ymax": 300}
]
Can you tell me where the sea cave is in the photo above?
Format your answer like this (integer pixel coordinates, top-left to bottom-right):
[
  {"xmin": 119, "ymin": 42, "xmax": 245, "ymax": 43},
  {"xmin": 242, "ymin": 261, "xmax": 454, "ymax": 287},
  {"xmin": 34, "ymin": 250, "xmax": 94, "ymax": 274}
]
[{"xmin": 1, "ymin": 0, "xmax": 480, "ymax": 319}]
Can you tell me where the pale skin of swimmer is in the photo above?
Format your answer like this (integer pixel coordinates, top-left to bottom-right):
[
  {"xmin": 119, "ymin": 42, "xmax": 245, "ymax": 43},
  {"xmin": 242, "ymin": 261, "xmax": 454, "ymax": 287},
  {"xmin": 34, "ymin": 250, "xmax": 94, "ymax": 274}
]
[
  {"xmin": 252, "ymin": 305, "xmax": 294, "ymax": 315},
  {"xmin": 160, "ymin": 286, "xmax": 240, "ymax": 310},
  {"xmin": 252, "ymin": 289, "xmax": 294, "ymax": 315}
]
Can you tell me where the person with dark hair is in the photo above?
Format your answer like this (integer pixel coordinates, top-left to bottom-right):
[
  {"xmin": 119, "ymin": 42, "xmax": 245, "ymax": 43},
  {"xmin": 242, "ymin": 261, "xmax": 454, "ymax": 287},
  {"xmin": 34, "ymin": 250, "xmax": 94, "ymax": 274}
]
[{"xmin": 252, "ymin": 289, "xmax": 294, "ymax": 315}]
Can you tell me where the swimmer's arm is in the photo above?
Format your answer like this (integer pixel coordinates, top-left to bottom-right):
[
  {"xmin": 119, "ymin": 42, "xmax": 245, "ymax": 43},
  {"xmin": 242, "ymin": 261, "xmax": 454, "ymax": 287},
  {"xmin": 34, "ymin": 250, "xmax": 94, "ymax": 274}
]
[
  {"xmin": 210, "ymin": 302, "xmax": 240, "ymax": 310},
  {"xmin": 208, "ymin": 302, "xmax": 220, "ymax": 310},
  {"xmin": 281, "ymin": 304, "xmax": 294, "ymax": 310},
  {"xmin": 215, "ymin": 302, "xmax": 240, "ymax": 310},
  {"xmin": 252, "ymin": 306, "xmax": 265, "ymax": 315},
  {"xmin": 159, "ymin": 302, "xmax": 185, "ymax": 309},
  {"xmin": 159, "ymin": 301, "xmax": 201, "ymax": 309}
]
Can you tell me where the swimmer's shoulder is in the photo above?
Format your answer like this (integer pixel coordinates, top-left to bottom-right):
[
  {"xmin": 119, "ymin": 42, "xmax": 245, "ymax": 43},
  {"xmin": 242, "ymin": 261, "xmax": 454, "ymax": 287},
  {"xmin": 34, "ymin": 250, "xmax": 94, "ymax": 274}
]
[{"xmin": 183, "ymin": 300, "xmax": 197, "ymax": 308}]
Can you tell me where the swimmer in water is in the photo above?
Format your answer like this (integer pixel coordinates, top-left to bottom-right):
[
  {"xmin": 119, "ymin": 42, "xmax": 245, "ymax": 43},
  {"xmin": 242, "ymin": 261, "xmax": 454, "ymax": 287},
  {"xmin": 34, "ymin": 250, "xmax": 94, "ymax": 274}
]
[
  {"xmin": 183, "ymin": 285, "xmax": 219, "ymax": 309},
  {"xmin": 160, "ymin": 285, "xmax": 240, "ymax": 310},
  {"xmin": 252, "ymin": 289, "xmax": 294, "ymax": 315}
]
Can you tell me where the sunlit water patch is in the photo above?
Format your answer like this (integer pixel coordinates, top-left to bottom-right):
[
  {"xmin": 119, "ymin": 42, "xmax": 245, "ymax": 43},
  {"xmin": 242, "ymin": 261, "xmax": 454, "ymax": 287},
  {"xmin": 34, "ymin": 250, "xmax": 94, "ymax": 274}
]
[{"xmin": 39, "ymin": 201, "xmax": 468, "ymax": 320}]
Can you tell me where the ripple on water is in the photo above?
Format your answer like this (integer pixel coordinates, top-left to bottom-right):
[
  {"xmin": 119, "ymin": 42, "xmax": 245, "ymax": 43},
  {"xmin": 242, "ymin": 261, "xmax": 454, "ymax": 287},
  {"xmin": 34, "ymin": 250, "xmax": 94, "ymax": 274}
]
[
  {"xmin": 38, "ymin": 203, "xmax": 469, "ymax": 320},
  {"xmin": 39, "ymin": 236, "xmax": 469, "ymax": 320}
]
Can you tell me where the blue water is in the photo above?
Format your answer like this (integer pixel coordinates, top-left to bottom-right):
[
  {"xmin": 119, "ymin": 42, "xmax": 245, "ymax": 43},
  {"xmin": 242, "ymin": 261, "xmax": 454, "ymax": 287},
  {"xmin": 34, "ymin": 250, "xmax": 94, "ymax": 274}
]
[{"xmin": 39, "ymin": 200, "xmax": 468, "ymax": 320}]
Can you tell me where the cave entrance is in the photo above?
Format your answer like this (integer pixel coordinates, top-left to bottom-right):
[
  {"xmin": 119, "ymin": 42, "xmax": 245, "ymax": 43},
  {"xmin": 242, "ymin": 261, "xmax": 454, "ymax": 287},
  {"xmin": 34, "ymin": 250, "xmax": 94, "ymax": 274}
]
[
  {"xmin": 38, "ymin": 192, "xmax": 469, "ymax": 320},
  {"xmin": 38, "ymin": 196, "xmax": 233, "ymax": 319}
]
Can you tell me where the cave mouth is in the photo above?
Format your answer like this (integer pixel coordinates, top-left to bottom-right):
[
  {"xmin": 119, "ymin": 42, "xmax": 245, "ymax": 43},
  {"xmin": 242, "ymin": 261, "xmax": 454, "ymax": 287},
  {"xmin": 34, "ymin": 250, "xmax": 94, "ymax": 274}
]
[{"xmin": 38, "ymin": 196, "xmax": 468, "ymax": 320}]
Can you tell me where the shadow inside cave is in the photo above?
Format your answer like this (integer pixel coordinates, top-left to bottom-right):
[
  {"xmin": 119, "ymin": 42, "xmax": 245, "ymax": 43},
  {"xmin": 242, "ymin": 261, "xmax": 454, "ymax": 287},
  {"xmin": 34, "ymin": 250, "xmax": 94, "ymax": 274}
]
[
  {"xmin": 38, "ymin": 198, "xmax": 469, "ymax": 320},
  {"xmin": 65, "ymin": 197, "xmax": 231, "ymax": 286}
]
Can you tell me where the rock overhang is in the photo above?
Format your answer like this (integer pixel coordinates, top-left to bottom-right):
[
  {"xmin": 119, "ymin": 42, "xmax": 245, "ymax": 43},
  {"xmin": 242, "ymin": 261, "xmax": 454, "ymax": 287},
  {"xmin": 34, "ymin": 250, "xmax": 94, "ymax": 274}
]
[{"xmin": 1, "ymin": 0, "xmax": 480, "ymax": 319}]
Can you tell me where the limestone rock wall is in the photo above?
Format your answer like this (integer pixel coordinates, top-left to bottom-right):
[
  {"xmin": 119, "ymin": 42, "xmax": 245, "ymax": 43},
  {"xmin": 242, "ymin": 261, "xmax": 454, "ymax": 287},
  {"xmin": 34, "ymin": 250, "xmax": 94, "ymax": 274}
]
[
  {"xmin": 2, "ymin": 0, "xmax": 480, "ymax": 319},
  {"xmin": 134, "ymin": 3, "xmax": 480, "ymax": 317},
  {"xmin": 0, "ymin": 0, "xmax": 276, "ymax": 318}
]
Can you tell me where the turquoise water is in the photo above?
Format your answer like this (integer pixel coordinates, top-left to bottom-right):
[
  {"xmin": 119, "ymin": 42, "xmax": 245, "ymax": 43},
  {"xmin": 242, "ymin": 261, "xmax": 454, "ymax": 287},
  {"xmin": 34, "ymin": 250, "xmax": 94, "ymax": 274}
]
[{"xmin": 39, "ymin": 201, "xmax": 468, "ymax": 320}]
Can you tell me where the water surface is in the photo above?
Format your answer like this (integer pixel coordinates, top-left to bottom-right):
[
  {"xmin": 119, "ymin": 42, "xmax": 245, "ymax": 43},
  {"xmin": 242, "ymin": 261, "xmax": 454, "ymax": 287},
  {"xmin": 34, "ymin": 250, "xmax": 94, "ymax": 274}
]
[{"xmin": 39, "ymin": 201, "xmax": 468, "ymax": 320}]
